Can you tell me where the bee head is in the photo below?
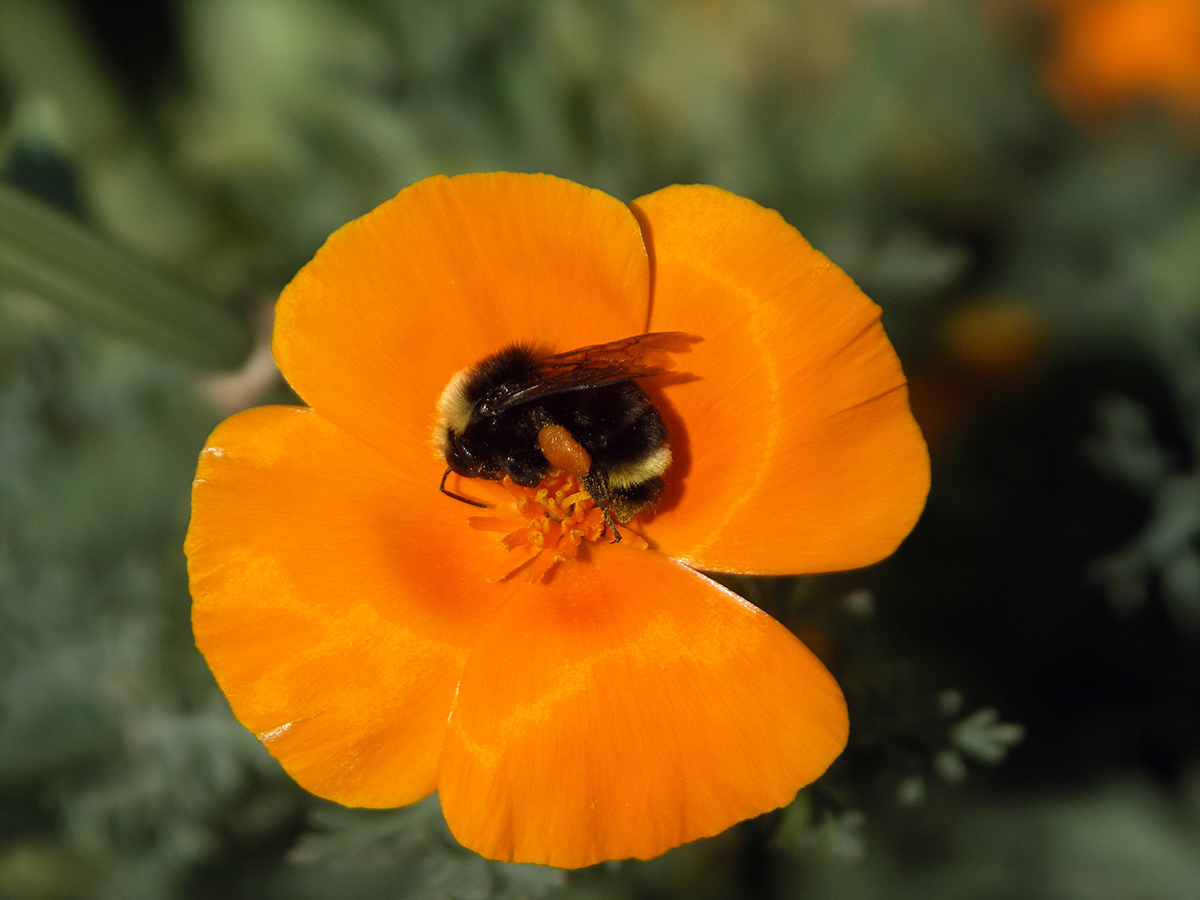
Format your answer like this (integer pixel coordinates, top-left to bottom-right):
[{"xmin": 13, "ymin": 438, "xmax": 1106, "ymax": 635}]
[
  {"xmin": 436, "ymin": 366, "xmax": 512, "ymax": 479},
  {"xmin": 442, "ymin": 428, "xmax": 484, "ymax": 477}
]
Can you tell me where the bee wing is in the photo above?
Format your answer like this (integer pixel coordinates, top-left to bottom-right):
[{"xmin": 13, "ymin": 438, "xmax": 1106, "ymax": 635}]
[
  {"xmin": 496, "ymin": 332, "xmax": 701, "ymax": 409},
  {"xmin": 544, "ymin": 331, "xmax": 702, "ymax": 369}
]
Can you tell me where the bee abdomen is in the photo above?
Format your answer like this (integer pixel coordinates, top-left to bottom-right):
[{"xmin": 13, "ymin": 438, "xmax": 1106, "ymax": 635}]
[
  {"xmin": 606, "ymin": 444, "xmax": 671, "ymax": 489},
  {"xmin": 607, "ymin": 477, "xmax": 666, "ymax": 523}
]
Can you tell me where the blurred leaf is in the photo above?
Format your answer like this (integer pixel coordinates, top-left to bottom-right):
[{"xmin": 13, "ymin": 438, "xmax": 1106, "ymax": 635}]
[
  {"xmin": 0, "ymin": 181, "xmax": 251, "ymax": 369},
  {"xmin": 950, "ymin": 708, "xmax": 1025, "ymax": 766},
  {"xmin": 290, "ymin": 801, "xmax": 565, "ymax": 900}
]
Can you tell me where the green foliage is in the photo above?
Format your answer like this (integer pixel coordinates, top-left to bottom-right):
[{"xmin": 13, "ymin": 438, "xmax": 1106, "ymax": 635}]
[
  {"xmin": 2, "ymin": 1, "xmax": 1200, "ymax": 898},
  {"xmin": 0, "ymin": 183, "xmax": 251, "ymax": 370},
  {"xmin": 290, "ymin": 802, "xmax": 565, "ymax": 900}
]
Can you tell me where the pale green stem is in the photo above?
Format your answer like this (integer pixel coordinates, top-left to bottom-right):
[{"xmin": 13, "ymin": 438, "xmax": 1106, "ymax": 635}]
[{"xmin": 0, "ymin": 181, "xmax": 252, "ymax": 369}]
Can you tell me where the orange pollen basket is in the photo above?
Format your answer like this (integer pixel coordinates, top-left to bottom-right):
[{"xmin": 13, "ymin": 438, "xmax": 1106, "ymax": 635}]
[{"xmin": 467, "ymin": 471, "xmax": 647, "ymax": 582}]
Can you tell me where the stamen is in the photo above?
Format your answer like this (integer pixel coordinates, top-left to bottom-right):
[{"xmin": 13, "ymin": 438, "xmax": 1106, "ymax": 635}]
[{"xmin": 467, "ymin": 472, "xmax": 647, "ymax": 582}]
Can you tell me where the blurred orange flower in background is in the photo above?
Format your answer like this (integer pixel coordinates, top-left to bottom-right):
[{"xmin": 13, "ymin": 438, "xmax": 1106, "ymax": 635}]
[
  {"xmin": 185, "ymin": 173, "xmax": 929, "ymax": 868},
  {"xmin": 1042, "ymin": 0, "xmax": 1200, "ymax": 121}
]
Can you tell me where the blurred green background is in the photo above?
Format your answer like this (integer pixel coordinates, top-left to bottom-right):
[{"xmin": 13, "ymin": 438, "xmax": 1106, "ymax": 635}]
[{"xmin": 2, "ymin": 1, "xmax": 1199, "ymax": 898}]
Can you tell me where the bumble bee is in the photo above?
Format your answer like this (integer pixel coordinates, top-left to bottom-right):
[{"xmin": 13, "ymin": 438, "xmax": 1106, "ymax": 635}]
[{"xmin": 434, "ymin": 332, "xmax": 699, "ymax": 540}]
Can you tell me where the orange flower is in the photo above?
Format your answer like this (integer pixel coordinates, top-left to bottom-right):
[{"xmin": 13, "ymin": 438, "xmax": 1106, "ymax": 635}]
[
  {"xmin": 185, "ymin": 173, "xmax": 929, "ymax": 868},
  {"xmin": 1042, "ymin": 0, "xmax": 1200, "ymax": 121}
]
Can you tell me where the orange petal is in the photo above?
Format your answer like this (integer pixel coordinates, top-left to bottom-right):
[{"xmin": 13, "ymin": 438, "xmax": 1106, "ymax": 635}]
[
  {"xmin": 186, "ymin": 405, "xmax": 518, "ymax": 807},
  {"xmin": 1043, "ymin": 0, "xmax": 1200, "ymax": 118},
  {"xmin": 631, "ymin": 185, "xmax": 929, "ymax": 574},
  {"xmin": 437, "ymin": 543, "xmax": 848, "ymax": 868},
  {"xmin": 273, "ymin": 173, "xmax": 651, "ymax": 475}
]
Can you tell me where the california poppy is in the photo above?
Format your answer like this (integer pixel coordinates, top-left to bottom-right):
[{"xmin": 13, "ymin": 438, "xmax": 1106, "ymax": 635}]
[
  {"xmin": 185, "ymin": 172, "xmax": 929, "ymax": 869},
  {"xmin": 1042, "ymin": 0, "xmax": 1200, "ymax": 122}
]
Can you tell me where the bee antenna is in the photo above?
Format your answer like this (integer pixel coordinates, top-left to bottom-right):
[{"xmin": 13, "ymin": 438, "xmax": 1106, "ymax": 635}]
[{"xmin": 439, "ymin": 468, "xmax": 488, "ymax": 508}]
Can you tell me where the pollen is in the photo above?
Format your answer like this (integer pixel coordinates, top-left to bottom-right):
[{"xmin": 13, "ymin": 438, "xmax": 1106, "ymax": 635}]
[{"xmin": 468, "ymin": 472, "xmax": 647, "ymax": 582}]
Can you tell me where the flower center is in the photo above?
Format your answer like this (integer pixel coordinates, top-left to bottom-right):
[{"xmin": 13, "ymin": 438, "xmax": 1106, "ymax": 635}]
[{"xmin": 467, "ymin": 471, "xmax": 647, "ymax": 582}]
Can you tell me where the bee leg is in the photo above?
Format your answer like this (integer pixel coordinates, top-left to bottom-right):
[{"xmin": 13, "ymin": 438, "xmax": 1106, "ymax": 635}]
[
  {"xmin": 578, "ymin": 473, "xmax": 622, "ymax": 543},
  {"xmin": 439, "ymin": 467, "xmax": 488, "ymax": 508},
  {"xmin": 538, "ymin": 424, "xmax": 622, "ymax": 542},
  {"xmin": 596, "ymin": 499, "xmax": 622, "ymax": 544}
]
